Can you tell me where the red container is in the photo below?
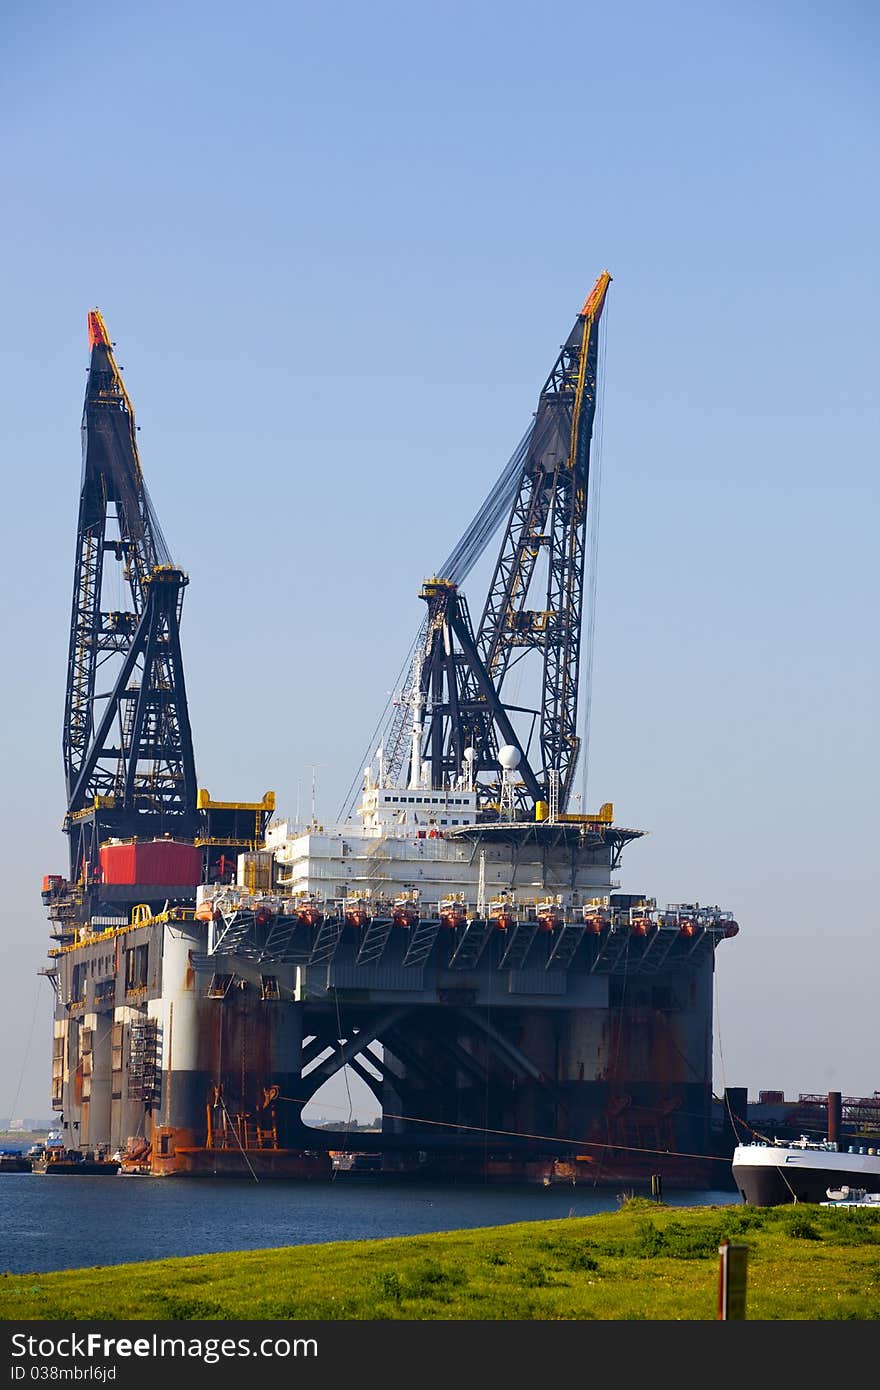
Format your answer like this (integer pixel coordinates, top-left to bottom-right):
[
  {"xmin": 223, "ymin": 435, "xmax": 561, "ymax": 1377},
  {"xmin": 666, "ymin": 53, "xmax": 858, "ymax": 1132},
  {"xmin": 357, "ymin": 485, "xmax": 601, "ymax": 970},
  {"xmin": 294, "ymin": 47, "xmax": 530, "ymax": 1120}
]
[{"xmin": 100, "ymin": 840, "xmax": 202, "ymax": 886}]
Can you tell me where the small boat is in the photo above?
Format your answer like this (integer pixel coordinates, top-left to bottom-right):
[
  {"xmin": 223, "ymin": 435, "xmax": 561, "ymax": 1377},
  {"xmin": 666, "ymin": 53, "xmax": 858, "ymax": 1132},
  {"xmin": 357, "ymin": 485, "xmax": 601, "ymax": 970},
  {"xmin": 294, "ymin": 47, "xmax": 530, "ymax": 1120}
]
[
  {"xmin": 0, "ymin": 1151, "xmax": 32, "ymax": 1173},
  {"xmin": 344, "ymin": 898, "xmax": 371, "ymax": 928},
  {"xmin": 733, "ymin": 1135, "xmax": 880, "ymax": 1206},
  {"xmin": 488, "ymin": 904, "xmax": 515, "ymax": 931},
  {"xmin": 536, "ymin": 900, "xmax": 563, "ymax": 932},
  {"xmin": 821, "ymin": 1186, "xmax": 880, "ymax": 1208},
  {"xmin": 16, "ymin": 1128, "xmax": 63, "ymax": 1171},
  {"xmin": 296, "ymin": 901, "xmax": 324, "ymax": 928},
  {"xmin": 439, "ymin": 896, "xmax": 467, "ymax": 929},
  {"xmin": 254, "ymin": 903, "xmax": 277, "ymax": 926},
  {"xmin": 33, "ymin": 1148, "xmax": 120, "ymax": 1176},
  {"xmin": 487, "ymin": 894, "xmax": 516, "ymax": 931},
  {"xmin": 392, "ymin": 893, "xmax": 419, "ymax": 927}
]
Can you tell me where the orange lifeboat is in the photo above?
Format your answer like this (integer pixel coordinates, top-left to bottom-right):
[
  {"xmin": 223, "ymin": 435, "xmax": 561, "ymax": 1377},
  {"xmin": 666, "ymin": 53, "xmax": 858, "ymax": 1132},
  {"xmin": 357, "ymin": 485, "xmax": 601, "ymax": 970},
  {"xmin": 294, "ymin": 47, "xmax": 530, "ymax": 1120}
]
[
  {"xmin": 254, "ymin": 906, "xmax": 275, "ymax": 927},
  {"xmin": 489, "ymin": 911, "xmax": 515, "ymax": 932},
  {"xmin": 678, "ymin": 917, "xmax": 697, "ymax": 938},
  {"xmin": 630, "ymin": 913, "xmax": 652, "ymax": 938},
  {"xmin": 344, "ymin": 904, "xmax": 371, "ymax": 929},
  {"xmin": 439, "ymin": 899, "xmax": 467, "ymax": 929},
  {"xmin": 536, "ymin": 908, "xmax": 563, "ymax": 933},
  {"xmin": 488, "ymin": 898, "xmax": 515, "ymax": 931},
  {"xmin": 722, "ymin": 919, "xmax": 740, "ymax": 938},
  {"xmin": 297, "ymin": 904, "xmax": 324, "ymax": 928},
  {"xmin": 583, "ymin": 910, "xmax": 607, "ymax": 934},
  {"xmin": 392, "ymin": 902, "xmax": 419, "ymax": 928}
]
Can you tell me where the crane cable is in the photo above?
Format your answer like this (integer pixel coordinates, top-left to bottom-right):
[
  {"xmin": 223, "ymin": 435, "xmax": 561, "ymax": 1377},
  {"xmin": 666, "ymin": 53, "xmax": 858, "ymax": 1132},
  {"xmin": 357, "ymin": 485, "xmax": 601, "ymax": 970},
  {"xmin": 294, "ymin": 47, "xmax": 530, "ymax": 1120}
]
[
  {"xmin": 338, "ymin": 424, "xmax": 534, "ymax": 821},
  {"xmin": 4, "ymin": 977, "xmax": 46, "ymax": 1127},
  {"xmin": 438, "ymin": 423, "xmax": 534, "ymax": 586},
  {"xmin": 579, "ymin": 306, "xmax": 609, "ymax": 811},
  {"xmin": 275, "ymin": 1092, "xmax": 734, "ymax": 1167}
]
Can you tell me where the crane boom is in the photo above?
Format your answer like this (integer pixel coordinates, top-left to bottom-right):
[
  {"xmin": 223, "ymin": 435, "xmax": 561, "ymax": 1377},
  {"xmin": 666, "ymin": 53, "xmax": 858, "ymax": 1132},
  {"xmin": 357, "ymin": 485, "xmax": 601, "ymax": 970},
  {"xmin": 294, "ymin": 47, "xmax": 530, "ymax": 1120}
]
[
  {"xmin": 344, "ymin": 272, "xmax": 611, "ymax": 821},
  {"xmin": 476, "ymin": 270, "xmax": 610, "ymax": 809},
  {"xmin": 62, "ymin": 311, "xmax": 197, "ymax": 879}
]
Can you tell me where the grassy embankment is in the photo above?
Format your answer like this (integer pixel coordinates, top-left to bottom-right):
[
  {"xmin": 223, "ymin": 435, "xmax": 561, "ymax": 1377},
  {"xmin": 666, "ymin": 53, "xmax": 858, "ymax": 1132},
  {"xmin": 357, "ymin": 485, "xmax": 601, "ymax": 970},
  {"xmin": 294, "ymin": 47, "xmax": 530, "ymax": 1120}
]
[{"xmin": 2, "ymin": 1199, "xmax": 878, "ymax": 1321}]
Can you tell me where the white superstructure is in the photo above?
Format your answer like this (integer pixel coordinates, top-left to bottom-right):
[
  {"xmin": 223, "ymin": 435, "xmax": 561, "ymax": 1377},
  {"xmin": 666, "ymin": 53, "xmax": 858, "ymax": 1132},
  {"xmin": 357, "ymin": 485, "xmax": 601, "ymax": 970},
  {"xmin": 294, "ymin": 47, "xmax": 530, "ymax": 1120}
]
[{"xmin": 262, "ymin": 763, "xmax": 614, "ymax": 914}]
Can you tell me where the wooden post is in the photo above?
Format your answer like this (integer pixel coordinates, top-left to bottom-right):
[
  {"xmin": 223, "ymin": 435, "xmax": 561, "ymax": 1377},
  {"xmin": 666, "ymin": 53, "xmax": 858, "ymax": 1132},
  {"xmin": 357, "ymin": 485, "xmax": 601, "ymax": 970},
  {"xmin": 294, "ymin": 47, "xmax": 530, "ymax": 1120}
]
[
  {"xmin": 651, "ymin": 1173, "xmax": 663, "ymax": 1201},
  {"xmin": 717, "ymin": 1239, "xmax": 748, "ymax": 1319}
]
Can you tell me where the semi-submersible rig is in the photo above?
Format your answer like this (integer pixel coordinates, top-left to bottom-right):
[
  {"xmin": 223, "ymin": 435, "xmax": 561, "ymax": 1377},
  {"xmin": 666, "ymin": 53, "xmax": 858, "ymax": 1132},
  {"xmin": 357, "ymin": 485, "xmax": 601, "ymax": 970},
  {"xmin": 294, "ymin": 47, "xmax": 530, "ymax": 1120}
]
[{"xmin": 41, "ymin": 276, "xmax": 741, "ymax": 1183}]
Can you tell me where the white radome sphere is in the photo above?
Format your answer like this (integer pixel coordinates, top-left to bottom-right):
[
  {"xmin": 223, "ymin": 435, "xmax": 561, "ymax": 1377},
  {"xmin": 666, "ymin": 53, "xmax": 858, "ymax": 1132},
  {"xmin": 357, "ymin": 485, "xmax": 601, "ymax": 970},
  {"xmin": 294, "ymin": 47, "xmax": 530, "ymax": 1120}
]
[
  {"xmin": 498, "ymin": 744, "xmax": 521, "ymax": 770},
  {"xmin": 463, "ymin": 746, "xmax": 476, "ymax": 762}
]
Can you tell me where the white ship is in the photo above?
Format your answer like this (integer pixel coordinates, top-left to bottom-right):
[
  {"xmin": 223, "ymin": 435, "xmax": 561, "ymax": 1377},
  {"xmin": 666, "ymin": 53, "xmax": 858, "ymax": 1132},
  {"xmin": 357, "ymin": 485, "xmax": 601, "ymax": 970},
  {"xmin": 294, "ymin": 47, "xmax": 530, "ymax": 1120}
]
[{"xmin": 733, "ymin": 1136, "xmax": 880, "ymax": 1206}]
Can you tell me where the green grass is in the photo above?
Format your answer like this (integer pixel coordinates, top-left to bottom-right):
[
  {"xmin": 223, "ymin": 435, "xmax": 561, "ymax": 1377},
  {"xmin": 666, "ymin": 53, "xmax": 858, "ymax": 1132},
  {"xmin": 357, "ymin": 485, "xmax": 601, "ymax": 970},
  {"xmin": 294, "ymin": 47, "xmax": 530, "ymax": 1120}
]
[{"xmin": 2, "ymin": 1199, "xmax": 879, "ymax": 1321}]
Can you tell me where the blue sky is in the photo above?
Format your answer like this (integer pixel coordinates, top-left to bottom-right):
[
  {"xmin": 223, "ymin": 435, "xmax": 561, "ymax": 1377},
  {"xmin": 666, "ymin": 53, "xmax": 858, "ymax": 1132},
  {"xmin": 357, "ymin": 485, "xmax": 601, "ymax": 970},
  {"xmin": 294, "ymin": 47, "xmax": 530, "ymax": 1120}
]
[{"xmin": 1, "ymin": 1, "xmax": 877, "ymax": 1121}]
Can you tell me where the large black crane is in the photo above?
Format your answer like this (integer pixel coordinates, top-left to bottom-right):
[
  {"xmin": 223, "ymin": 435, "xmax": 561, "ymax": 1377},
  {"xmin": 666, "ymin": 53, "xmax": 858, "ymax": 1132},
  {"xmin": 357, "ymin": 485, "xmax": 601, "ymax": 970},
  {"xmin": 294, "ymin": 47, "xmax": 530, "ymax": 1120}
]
[
  {"xmin": 474, "ymin": 271, "xmax": 611, "ymax": 811},
  {"xmin": 359, "ymin": 272, "xmax": 611, "ymax": 820},
  {"xmin": 62, "ymin": 311, "xmax": 197, "ymax": 881}
]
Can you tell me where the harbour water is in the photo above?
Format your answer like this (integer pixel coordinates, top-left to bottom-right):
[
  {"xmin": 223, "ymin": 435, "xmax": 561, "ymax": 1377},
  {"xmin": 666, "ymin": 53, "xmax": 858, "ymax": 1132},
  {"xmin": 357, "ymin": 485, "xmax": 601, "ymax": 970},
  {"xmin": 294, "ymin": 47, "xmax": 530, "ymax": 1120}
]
[{"xmin": 0, "ymin": 1173, "xmax": 740, "ymax": 1275}]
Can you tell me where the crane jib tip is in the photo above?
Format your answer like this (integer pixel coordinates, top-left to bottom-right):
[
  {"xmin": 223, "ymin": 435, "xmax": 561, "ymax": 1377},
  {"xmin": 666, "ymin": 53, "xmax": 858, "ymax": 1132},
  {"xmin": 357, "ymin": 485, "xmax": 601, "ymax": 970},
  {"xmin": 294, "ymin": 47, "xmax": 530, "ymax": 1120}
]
[{"xmin": 87, "ymin": 310, "xmax": 110, "ymax": 349}]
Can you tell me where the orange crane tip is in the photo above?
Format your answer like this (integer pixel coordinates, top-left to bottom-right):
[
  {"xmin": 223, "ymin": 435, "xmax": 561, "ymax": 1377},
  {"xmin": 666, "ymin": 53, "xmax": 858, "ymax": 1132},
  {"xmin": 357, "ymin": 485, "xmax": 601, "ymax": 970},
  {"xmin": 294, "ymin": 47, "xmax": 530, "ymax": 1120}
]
[{"xmin": 87, "ymin": 310, "xmax": 110, "ymax": 349}]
